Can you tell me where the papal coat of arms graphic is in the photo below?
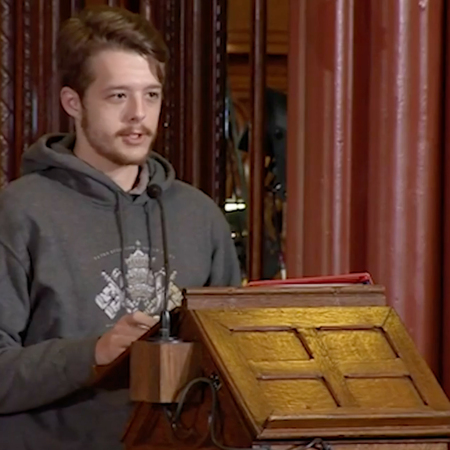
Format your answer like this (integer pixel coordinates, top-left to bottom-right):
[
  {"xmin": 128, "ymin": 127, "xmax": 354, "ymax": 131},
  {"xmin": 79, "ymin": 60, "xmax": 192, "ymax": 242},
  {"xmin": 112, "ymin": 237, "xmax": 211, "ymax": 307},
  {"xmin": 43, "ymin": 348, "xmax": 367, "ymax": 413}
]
[{"xmin": 95, "ymin": 242, "xmax": 182, "ymax": 319}]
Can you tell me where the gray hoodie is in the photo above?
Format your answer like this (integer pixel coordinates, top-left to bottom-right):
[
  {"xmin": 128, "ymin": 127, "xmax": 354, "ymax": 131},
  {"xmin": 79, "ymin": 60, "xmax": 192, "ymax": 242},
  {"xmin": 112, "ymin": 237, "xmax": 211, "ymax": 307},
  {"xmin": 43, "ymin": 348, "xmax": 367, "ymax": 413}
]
[{"xmin": 0, "ymin": 133, "xmax": 241, "ymax": 449}]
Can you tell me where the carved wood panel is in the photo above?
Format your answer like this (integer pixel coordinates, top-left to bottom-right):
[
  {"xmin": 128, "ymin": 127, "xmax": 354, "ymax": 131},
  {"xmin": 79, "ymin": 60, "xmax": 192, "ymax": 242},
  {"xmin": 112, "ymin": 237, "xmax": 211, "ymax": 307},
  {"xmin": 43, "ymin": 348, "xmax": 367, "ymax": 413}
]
[
  {"xmin": 0, "ymin": 0, "xmax": 15, "ymax": 186},
  {"xmin": 0, "ymin": 0, "xmax": 81, "ymax": 185},
  {"xmin": 144, "ymin": 0, "xmax": 228, "ymax": 203}
]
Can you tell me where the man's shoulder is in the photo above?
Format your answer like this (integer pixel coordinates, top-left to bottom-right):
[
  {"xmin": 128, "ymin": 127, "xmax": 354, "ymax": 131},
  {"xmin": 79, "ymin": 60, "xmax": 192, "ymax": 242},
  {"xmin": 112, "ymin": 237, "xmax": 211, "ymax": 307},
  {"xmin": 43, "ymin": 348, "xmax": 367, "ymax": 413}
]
[
  {"xmin": 0, "ymin": 173, "xmax": 50, "ymax": 212},
  {"xmin": 167, "ymin": 180, "xmax": 219, "ymax": 209},
  {"xmin": 165, "ymin": 180, "xmax": 230, "ymax": 228},
  {"xmin": 165, "ymin": 180, "xmax": 230, "ymax": 233}
]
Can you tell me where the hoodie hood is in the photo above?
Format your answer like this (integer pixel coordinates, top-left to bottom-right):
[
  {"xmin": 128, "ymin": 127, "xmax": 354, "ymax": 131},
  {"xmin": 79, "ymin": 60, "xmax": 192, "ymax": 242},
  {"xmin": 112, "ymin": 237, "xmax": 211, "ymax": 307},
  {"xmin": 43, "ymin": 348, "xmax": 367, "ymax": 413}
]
[{"xmin": 21, "ymin": 133, "xmax": 175, "ymax": 204}]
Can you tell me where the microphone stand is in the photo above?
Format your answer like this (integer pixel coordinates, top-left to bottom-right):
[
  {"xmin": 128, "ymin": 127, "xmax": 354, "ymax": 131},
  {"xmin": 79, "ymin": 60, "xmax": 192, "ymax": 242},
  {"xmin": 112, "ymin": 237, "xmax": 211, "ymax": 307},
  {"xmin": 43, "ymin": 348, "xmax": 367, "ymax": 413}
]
[
  {"xmin": 146, "ymin": 184, "xmax": 173, "ymax": 341},
  {"xmin": 129, "ymin": 184, "xmax": 201, "ymax": 404}
]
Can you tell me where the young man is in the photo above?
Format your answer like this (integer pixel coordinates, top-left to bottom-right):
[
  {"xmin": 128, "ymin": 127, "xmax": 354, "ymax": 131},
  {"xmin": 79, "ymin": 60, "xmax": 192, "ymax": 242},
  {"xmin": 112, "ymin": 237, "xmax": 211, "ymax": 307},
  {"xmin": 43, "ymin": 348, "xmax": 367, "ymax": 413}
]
[{"xmin": 0, "ymin": 6, "xmax": 240, "ymax": 450}]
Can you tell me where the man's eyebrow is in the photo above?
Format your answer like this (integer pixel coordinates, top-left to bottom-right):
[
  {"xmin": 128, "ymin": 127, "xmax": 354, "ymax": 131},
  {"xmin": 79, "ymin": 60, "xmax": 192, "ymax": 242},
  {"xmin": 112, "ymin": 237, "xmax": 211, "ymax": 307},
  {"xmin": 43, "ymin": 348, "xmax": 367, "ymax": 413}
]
[{"xmin": 102, "ymin": 84, "xmax": 163, "ymax": 92}]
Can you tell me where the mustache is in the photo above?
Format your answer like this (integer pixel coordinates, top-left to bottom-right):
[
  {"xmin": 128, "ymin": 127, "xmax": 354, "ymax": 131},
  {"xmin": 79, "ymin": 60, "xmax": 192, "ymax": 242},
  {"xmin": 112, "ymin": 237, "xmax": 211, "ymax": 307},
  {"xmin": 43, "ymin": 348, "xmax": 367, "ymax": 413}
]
[{"xmin": 116, "ymin": 126, "xmax": 152, "ymax": 137}]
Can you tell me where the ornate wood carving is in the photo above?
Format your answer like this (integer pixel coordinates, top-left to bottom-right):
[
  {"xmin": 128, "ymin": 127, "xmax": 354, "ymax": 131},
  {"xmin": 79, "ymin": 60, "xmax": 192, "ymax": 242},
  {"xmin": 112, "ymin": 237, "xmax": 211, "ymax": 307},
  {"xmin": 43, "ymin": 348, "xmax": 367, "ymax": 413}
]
[
  {"xmin": 143, "ymin": 0, "xmax": 183, "ymax": 174},
  {"xmin": 3, "ymin": 0, "xmax": 71, "ymax": 182},
  {"xmin": 0, "ymin": 0, "xmax": 14, "ymax": 186},
  {"xmin": 19, "ymin": 0, "xmax": 32, "ymax": 176},
  {"xmin": 208, "ymin": 0, "xmax": 227, "ymax": 204}
]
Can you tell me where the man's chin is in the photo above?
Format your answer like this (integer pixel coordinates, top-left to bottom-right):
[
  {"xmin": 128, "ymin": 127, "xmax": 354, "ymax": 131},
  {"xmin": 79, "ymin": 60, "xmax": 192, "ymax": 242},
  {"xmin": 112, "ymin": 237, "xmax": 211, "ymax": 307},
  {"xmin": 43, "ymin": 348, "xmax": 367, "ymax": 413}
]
[
  {"xmin": 105, "ymin": 147, "xmax": 150, "ymax": 167},
  {"xmin": 118, "ymin": 155, "xmax": 149, "ymax": 166}
]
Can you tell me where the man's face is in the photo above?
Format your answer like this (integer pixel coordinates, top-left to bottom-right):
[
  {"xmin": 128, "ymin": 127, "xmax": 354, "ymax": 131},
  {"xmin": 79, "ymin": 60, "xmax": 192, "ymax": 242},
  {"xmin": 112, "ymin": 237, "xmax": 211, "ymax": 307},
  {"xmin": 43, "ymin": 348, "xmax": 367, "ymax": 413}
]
[{"xmin": 79, "ymin": 49, "xmax": 163, "ymax": 167}]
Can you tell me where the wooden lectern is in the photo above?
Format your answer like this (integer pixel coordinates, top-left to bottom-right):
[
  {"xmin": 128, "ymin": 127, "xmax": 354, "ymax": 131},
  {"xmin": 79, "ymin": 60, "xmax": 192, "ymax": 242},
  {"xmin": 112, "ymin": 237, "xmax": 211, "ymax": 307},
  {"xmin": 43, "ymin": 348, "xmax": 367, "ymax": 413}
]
[{"xmin": 94, "ymin": 285, "xmax": 450, "ymax": 450}]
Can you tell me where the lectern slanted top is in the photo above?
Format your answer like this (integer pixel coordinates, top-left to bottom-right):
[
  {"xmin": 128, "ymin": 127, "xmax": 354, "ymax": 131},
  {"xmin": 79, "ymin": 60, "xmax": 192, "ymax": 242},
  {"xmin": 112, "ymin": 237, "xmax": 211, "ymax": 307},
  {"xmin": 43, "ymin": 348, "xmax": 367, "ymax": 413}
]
[{"xmin": 107, "ymin": 286, "xmax": 450, "ymax": 450}]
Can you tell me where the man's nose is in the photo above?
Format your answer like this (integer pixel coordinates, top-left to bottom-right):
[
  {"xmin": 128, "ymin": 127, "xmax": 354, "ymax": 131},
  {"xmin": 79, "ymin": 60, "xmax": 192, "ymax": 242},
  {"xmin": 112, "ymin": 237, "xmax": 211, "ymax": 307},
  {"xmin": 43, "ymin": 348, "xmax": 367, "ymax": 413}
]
[{"xmin": 128, "ymin": 96, "xmax": 146, "ymax": 122}]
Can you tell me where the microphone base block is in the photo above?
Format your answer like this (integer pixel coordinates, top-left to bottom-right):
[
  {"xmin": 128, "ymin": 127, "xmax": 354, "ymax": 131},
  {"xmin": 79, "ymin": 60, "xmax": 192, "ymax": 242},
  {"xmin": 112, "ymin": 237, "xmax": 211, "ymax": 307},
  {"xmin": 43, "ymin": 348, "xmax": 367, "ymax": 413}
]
[{"xmin": 130, "ymin": 340, "xmax": 202, "ymax": 404}]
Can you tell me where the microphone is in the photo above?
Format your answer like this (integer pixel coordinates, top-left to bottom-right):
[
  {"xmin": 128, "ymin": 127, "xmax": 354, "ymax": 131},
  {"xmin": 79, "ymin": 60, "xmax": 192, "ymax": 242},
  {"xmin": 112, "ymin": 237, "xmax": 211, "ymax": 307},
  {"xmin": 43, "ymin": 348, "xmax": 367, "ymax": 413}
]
[{"xmin": 147, "ymin": 184, "xmax": 171, "ymax": 340}]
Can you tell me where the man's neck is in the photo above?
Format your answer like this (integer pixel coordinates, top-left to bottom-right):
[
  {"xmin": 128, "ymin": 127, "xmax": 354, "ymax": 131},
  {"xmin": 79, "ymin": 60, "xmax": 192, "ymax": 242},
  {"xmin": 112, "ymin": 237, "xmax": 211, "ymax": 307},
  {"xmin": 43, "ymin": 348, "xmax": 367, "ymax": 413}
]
[
  {"xmin": 73, "ymin": 140, "xmax": 139, "ymax": 192},
  {"xmin": 102, "ymin": 165, "xmax": 140, "ymax": 192}
]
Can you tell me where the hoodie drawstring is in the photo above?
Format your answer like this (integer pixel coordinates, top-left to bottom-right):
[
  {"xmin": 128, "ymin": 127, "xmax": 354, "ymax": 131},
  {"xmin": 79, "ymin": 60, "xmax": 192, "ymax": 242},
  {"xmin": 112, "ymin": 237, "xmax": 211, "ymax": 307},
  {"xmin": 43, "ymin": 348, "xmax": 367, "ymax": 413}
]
[
  {"xmin": 115, "ymin": 195, "xmax": 129, "ymax": 296},
  {"xmin": 144, "ymin": 202, "xmax": 153, "ymax": 278},
  {"xmin": 115, "ymin": 195, "xmax": 156, "ymax": 310},
  {"xmin": 115, "ymin": 193, "xmax": 167, "ymax": 316}
]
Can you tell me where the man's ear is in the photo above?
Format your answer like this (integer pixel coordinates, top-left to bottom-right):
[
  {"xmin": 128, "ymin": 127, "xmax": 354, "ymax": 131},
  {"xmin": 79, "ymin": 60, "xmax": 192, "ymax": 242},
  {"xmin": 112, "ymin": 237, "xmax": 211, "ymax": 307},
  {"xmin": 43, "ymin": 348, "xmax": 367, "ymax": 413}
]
[{"xmin": 60, "ymin": 87, "xmax": 82, "ymax": 120}]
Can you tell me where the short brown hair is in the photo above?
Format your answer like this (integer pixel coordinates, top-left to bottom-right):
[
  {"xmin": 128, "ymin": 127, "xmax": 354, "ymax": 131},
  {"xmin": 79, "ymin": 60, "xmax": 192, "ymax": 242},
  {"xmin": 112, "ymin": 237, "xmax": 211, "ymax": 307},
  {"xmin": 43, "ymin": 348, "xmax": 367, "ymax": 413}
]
[{"xmin": 57, "ymin": 6, "xmax": 169, "ymax": 97}]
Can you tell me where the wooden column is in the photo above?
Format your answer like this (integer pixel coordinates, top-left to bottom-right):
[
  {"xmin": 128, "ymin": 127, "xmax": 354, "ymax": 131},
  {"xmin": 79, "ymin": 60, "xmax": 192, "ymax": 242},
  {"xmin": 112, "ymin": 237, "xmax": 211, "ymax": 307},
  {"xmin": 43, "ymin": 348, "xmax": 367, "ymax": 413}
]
[
  {"xmin": 248, "ymin": 0, "xmax": 267, "ymax": 281},
  {"xmin": 184, "ymin": 0, "xmax": 203, "ymax": 188},
  {"xmin": 366, "ymin": 0, "xmax": 444, "ymax": 371},
  {"xmin": 439, "ymin": 0, "xmax": 450, "ymax": 392},
  {"xmin": 287, "ymin": 0, "xmax": 444, "ymax": 372},
  {"xmin": 286, "ymin": 0, "xmax": 356, "ymax": 277}
]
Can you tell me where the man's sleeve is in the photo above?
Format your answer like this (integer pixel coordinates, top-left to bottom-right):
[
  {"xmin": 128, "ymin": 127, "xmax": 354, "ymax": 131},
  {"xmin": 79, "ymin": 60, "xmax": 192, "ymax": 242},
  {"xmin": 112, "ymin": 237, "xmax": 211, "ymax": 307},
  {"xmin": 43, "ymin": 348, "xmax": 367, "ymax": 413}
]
[{"xmin": 0, "ymin": 230, "xmax": 98, "ymax": 415}]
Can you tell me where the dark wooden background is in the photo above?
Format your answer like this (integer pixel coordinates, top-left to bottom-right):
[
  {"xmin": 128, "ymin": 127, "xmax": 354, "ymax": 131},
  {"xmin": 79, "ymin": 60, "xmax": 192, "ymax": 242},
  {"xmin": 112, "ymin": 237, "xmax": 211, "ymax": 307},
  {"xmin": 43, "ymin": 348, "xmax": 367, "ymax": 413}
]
[{"xmin": 4, "ymin": 0, "xmax": 450, "ymax": 397}]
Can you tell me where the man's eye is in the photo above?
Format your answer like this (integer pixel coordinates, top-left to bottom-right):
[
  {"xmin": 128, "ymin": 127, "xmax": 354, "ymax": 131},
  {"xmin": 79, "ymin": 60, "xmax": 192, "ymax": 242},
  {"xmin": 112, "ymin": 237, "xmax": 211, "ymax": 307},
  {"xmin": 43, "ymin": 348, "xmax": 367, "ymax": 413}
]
[
  {"xmin": 147, "ymin": 92, "xmax": 160, "ymax": 100},
  {"xmin": 111, "ymin": 93, "xmax": 126, "ymax": 99}
]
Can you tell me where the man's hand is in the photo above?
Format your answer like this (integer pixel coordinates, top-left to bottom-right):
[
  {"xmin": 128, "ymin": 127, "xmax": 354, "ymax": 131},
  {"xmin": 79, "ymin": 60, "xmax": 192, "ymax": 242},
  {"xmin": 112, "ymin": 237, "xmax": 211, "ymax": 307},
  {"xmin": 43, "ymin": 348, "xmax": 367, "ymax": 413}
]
[{"xmin": 95, "ymin": 311, "xmax": 158, "ymax": 366}]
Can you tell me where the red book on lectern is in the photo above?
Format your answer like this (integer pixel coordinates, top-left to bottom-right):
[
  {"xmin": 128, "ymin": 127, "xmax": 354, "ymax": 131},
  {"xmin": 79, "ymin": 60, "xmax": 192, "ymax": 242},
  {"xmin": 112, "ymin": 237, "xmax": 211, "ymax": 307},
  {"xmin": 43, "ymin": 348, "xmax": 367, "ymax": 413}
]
[{"xmin": 246, "ymin": 272, "xmax": 373, "ymax": 287}]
